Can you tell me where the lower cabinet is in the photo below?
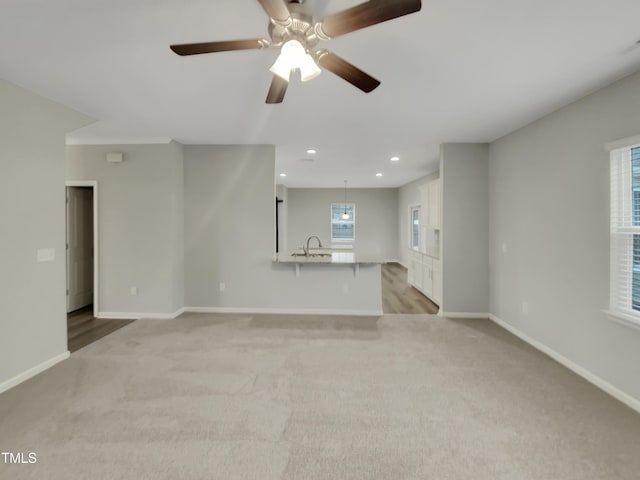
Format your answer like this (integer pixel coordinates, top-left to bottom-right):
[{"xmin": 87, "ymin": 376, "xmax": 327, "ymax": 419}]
[
  {"xmin": 432, "ymin": 259, "xmax": 442, "ymax": 304},
  {"xmin": 407, "ymin": 249, "xmax": 441, "ymax": 306}
]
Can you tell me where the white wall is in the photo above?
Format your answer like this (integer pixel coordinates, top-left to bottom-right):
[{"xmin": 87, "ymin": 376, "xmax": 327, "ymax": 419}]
[
  {"xmin": 0, "ymin": 79, "xmax": 92, "ymax": 390},
  {"xmin": 286, "ymin": 188, "xmax": 398, "ymax": 260},
  {"xmin": 184, "ymin": 145, "xmax": 382, "ymax": 314},
  {"xmin": 397, "ymin": 172, "xmax": 440, "ymax": 267},
  {"xmin": 489, "ymin": 70, "xmax": 640, "ymax": 403},
  {"xmin": 67, "ymin": 142, "xmax": 185, "ymax": 316},
  {"xmin": 441, "ymin": 143, "xmax": 490, "ymax": 315}
]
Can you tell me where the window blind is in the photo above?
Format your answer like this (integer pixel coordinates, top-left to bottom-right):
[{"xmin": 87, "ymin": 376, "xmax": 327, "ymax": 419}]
[{"xmin": 610, "ymin": 145, "xmax": 640, "ymax": 316}]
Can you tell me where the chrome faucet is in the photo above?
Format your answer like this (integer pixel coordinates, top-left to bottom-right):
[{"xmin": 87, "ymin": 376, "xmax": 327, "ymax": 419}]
[{"xmin": 304, "ymin": 235, "xmax": 323, "ymax": 256}]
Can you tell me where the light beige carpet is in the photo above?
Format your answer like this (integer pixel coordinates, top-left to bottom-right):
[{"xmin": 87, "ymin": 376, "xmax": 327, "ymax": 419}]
[{"xmin": 1, "ymin": 313, "xmax": 639, "ymax": 479}]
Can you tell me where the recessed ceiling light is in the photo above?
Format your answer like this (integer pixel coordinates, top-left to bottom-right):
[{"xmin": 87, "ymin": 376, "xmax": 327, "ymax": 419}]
[
  {"xmin": 280, "ymin": 173, "xmax": 287, "ymax": 177},
  {"xmin": 390, "ymin": 156, "xmax": 400, "ymax": 162},
  {"xmin": 376, "ymin": 173, "xmax": 383, "ymax": 177},
  {"xmin": 306, "ymin": 149, "xmax": 317, "ymax": 155}
]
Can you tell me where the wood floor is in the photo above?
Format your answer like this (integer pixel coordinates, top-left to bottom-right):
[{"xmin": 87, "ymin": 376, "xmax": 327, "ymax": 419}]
[
  {"xmin": 67, "ymin": 306, "xmax": 135, "ymax": 353},
  {"xmin": 382, "ymin": 262, "xmax": 439, "ymax": 314}
]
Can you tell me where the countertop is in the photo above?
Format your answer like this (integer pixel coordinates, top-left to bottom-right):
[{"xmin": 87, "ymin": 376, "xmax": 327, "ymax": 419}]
[{"xmin": 274, "ymin": 251, "xmax": 384, "ymax": 265}]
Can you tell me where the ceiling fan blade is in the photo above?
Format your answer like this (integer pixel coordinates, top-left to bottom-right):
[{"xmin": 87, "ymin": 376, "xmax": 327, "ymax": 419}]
[
  {"xmin": 257, "ymin": 0, "xmax": 291, "ymax": 24},
  {"xmin": 170, "ymin": 39, "xmax": 268, "ymax": 56},
  {"xmin": 318, "ymin": 0, "xmax": 421, "ymax": 38},
  {"xmin": 266, "ymin": 75, "xmax": 288, "ymax": 104},
  {"xmin": 316, "ymin": 51, "xmax": 380, "ymax": 93}
]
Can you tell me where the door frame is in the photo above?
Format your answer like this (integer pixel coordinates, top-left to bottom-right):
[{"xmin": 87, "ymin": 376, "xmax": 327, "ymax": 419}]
[{"xmin": 66, "ymin": 180, "xmax": 99, "ymax": 317}]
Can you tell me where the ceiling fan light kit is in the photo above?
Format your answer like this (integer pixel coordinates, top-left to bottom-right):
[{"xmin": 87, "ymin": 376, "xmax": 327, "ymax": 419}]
[
  {"xmin": 269, "ymin": 40, "xmax": 321, "ymax": 82},
  {"xmin": 170, "ymin": 0, "xmax": 421, "ymax": 103}
]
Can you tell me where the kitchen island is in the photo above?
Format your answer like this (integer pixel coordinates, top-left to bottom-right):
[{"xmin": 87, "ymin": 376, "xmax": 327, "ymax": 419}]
[
  {"xmin": 274, "ymin": 251, "xmax": 384, "ymax": 277},
  {"xmin": 266, "ymin": 250, "xmax": 384, "ymax": 315}
]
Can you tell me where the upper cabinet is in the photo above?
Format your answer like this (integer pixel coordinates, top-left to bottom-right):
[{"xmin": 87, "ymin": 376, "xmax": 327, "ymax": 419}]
[
  {"xmin": 419, "ymin": 179, "xmax": 441, "ymax": 231},
  {"xmin": 426, "ymin": 179, "xmax": 440, "ymax": 230}
]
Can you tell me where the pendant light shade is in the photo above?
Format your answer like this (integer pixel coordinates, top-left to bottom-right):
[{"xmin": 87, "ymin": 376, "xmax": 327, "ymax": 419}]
[{"xmin": 340, "ymin": 180, "xmax": 351, "ymax": 220}]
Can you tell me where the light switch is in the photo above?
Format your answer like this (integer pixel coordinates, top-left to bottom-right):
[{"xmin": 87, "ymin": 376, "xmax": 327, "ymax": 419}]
[{"xmin": 37, "ymin": 248, "xmax": 55, "ymax": 262}]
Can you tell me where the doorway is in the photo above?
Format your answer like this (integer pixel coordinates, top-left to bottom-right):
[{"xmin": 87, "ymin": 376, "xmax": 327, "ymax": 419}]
[
  {"xmin": 66, "ymin": 185, "xmax": 95, "ymax": 313},
  {"xmin": 65, "ymin": 181, "xmax": 134, "ymax": 352}
]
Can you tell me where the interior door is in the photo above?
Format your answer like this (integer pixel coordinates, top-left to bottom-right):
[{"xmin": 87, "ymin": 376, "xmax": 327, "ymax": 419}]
[{"xmin": 66, "ymin": 187, "xmax": 93, "ymax": 312}]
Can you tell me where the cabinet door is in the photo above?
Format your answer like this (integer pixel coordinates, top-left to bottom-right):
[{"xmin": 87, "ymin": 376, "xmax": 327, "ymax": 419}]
[
  {"xmin": 407, "ymin": 250, "xmax": 415, "ymax": 284},
  {"xmin": 413, "ymin": 257, "xmax": 424, "ymax": 290},
  {"xmin": 421, "ymin": 256, "xmax": 433, "ymax": 296},
  {"xmin": 428, "ymin": 180, "xmax": 441, "ymax": 229},
  {"xmin": 432, "ymin": 259, "xmax": 442, "ymax": 305}
]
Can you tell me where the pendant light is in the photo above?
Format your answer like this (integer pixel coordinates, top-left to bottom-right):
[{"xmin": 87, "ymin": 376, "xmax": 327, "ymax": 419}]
[{"xmin": 340, "ymin": 180, "xmax": 351, "ymax": 220}]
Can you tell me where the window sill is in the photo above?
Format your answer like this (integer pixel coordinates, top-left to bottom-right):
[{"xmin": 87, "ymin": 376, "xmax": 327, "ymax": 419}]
[{"xmin": 602, "ymin": 309, "xmax": 640, "ymax": 332}]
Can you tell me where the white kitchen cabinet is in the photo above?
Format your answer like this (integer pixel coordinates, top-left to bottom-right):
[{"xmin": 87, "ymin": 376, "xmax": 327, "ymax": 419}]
[
  {"xmin": 407, "ymin": 249, "xmax": 440, "ymax": 306},
  {"xmin": 432, "ymin": 259, "xmax": 442, "ymax": 304},
  {"xmin": 409, "ymin": 250, "xmax": 423, "ymax": 291},
  {"xmin": 407, "ymin": 250, "xmax": 417, "ymax": 284},
  {"xmin": 422, "ymin": 256, "xmax": 433, "ymax": 298},
  {"xmin": 427, "ymin": 179, "xmax": 440, "ymax": 230}
]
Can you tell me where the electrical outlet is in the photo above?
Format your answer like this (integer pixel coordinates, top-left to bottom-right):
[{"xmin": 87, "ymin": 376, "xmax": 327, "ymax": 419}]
[
  {"xmin": 342, "ymin": 283, "xmax": 349, "ymax": 294},
  {"xmin": 130, "ymin": 286, "xmax": 138, "ymax": 296},
  {"xmin": 219, "ymin": 282, "xmax": 226, "ymax": 292},
  {"xmin": 522, "ymin": 301, "xmax": 528, "ymax": 314},
  {"xmin": 502, "ymin": 243, "xmax": 508, "ymax": 253}
]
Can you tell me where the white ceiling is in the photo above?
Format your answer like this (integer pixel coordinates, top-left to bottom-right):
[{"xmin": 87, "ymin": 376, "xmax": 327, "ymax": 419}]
[{"xmin": 1, "ymin": 0, "xmax": 640, "ymax": 187}]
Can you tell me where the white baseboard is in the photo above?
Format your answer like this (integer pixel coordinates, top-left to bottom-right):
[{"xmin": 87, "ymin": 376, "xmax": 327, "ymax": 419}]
[
  {"xmin": 489, "ymin": 314, "xmax": 640, "ymax": 415},
  {"xmin": 0, "ymin": 351, "xmax": 70, "ymax": 395},
  {"xmin": 184, "ymin": 306, "xmax": 384, "ymax": 316},
  {"xmin": 98, "ymin": 307, "xmax": 185, "ymax": 320},
  {"xmin": 441, "ymin": 312, "xmax": 490, "ymax": 319}
]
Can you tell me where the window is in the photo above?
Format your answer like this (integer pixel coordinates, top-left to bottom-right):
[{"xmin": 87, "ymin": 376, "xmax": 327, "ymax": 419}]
[
  {"xmin": 609, "ymin": 140, "xmax": 640, "ymax": 326},
  {"xmin": 331, "ymin": 203, "xmax": 355, "ymax": 241},
  {"xmin": 411, "ymin": 206, "xmax": 420, "ymax": 249}
]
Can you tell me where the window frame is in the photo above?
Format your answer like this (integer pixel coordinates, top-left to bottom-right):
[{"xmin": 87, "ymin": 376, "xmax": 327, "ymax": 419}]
[
  {"xmin": 605, "ymin": 137, "xmax": 640, "ymax": 330},
  {"xmin": 330, "ymin": 203, "xmax": 355, "ymax": 242}
]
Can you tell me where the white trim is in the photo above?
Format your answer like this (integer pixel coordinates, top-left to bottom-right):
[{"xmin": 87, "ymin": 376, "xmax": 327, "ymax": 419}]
[
  {"xmin": 66, "ymin": 181, "xmax": 99, "ymax": 317},
  {"xmin": 384, "ymin": 258, "xmax": 400, "ymax": 264},
  {"xmin": 184, "ymin": 306, "xmax": 383, "ymax": 316},
  {"xmin": 489, "ymin": 314, "xmax": 640, "ymax": 415},
  {"xmin": 0, "ymin": 351, "xmax": 70, "ymax": 395},
  {"xmin": 97, "ymin": 307, "xmax": 184, "ymax": 320},
  {"xmin": 66, "ymin": 137, "xmax": 172, "ymax": 146},
  {"xmin": 605, "ymin": 134, "xmax": 640, "ymax": 152},
  {"xmin": 602, "ymin": 309, "xmax": 640, "ymax": 332},
  {"xmin": 441, "ymin": 312, "xmax": 489, "ymax": 319}
]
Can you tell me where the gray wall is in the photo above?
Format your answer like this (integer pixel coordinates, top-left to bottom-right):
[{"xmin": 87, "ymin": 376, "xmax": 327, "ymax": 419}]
[
  {"xmin": 397, "ymin": 171, "xmax": 440, "ymax": 267},
  {"xmin": 286, "ymin": 188, "xmax": 399, "ymax": 260},
  {"xmin": 184, "ymin": 145, "xmax": 382, "ymax": 313},
  {"xmin": 0, "ymin": 79, "xmax": 92, "ymax": 388},
  {"xmin": 276, "ymin": 184, "xmax": 289, "ymax": 255},
  {"xmin": 489, "ymin": 70, "xmax": 640, "ymax": 402},
  {"xmin": 67, "ymin": 142, "xmax": 185, "ymax": 315},
  {"xmin": 441, "ymin": 143, "xmax": 490, "ymax": 315}
]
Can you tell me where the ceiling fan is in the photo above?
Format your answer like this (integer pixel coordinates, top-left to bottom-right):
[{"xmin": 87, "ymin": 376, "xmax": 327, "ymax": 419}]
[{"xmin": 170, "ymin": 0, "xmax": 422, "ymax": 104}]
